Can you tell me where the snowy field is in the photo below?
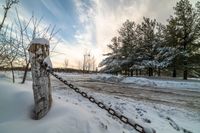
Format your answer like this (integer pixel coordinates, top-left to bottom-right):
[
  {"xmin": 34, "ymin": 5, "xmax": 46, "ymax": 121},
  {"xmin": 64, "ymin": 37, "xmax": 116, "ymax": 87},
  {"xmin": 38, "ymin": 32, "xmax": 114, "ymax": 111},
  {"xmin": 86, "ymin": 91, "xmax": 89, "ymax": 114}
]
[{"xmin": 0, "ymin": 71, "xmax": 200, "ymax": 133}]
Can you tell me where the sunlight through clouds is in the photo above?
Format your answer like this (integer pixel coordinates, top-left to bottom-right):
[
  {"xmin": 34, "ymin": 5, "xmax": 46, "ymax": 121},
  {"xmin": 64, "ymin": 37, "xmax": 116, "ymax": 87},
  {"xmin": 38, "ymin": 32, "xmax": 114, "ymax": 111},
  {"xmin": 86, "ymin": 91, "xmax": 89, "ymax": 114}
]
[{"xmin": 1, "ymin": 0, "xmax": 197, "ymax": 68}]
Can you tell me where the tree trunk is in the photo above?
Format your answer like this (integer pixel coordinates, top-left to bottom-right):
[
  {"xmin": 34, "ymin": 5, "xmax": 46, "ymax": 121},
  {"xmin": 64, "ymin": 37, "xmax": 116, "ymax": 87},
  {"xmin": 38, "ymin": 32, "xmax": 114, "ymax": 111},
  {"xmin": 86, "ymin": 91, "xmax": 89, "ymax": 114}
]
[
  {"xmin": 148, "ymin": 68, "xmax": 153, "ymax": 76},
  {"xmin": 183, "ymin": 59, "xmax": 188, "ymax": 80},
  {"xmin": 183, "ymin": 69, "xmax": 187, "ymax": 80},
  {"xmin": 136, "ymin": 69, "xmax": 138, "ymax": 76},
  {"xmin": 10, "ymin": 62, "xmax": 15, "ymax": 83},
  {"xmin": 139, "ymin": 70, "xmax": 141, "ymax": 75},
  {"xmin": 158, "ymin": 68, "xmax": 161, "ymax": 76},
  {"xmin": 21, "ymin": 61, "xmax": 30, "ymax": 84},
  {"xmin": 183, "ymin": 49, "xmax": 188, "ymax": 80},
  {"xmin": 130, "ymin": 70, "xmax": 133, "ymax": 76},
  {"xmin": 125, "ymin": 69, "xmax": 127, "ymax": 76},
  {"xmin": 173, "ymin": 67, "xmax": 176, "ymax": 77}
]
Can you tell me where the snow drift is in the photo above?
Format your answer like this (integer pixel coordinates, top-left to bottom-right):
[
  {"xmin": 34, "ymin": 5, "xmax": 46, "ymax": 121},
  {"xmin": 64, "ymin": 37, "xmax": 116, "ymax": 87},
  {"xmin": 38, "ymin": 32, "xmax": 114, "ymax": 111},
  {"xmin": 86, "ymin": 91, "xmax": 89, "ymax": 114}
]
[
  {"xmin": 0, "ymin": 81, "xmax": 106, "ymax": 133},
  {"xmin": 0, "ymin": 81, "xmax": 137, "ymax": 133},
  {"xmin": 95, "ymin": 74, "xmax": 200, "ymax": 91}
]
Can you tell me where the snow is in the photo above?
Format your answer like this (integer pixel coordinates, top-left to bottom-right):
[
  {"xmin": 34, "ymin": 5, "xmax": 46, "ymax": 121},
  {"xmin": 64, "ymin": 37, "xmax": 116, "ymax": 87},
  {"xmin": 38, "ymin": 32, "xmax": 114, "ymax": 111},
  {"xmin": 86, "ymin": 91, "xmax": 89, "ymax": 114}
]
[
  {"xmin": 0, "ymin": 81, "xmax": 96, "ymax": 133},
  {"xmin": 122, "ymin": 77, "xmax": 157, "ymax": 86},
  {"xmin": 0, "ymin": 72, "xmax": 200, "ymax": 133},
  {"xmin": 30, "ymin": 38, "xmax": 49, "ymax": 46},
  {"xmin": 43, "ymin": 56, "xmax": 52, "ymax": 68},
  {"xmin": 122, "ymin": 77, "xmax": 200, "ymax": 91},
  {"xmin": 95, "ymin": 74, "xmax": 200, "ymax": 91},
  {"xmin": 0, "ymin": 79, "xmax": 139, "ymax": 133}
]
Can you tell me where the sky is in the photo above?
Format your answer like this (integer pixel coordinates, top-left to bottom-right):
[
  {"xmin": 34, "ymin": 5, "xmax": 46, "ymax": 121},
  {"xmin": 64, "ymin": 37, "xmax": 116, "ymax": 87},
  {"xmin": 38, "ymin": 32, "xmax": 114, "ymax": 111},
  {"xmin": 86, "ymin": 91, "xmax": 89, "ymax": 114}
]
[{"xmin": 0, "ymin": 0, "xmax": 198, "ymax": 68}]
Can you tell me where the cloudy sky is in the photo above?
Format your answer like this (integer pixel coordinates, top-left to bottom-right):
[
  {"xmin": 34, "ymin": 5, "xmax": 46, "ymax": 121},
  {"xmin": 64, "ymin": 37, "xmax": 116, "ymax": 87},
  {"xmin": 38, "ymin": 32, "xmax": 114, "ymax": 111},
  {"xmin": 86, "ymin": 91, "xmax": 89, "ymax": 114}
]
[{"xmin": 0, "ymin": 0, "xmax": 198, "ymax": 68}]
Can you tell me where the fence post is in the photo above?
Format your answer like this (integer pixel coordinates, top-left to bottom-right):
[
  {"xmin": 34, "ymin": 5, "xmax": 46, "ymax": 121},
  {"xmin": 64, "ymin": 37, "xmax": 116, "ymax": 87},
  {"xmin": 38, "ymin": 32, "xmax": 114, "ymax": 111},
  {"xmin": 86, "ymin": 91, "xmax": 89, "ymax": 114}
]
[{"xmin": 28, "ymin": 38, "xmax": 52, "ymax": 120}]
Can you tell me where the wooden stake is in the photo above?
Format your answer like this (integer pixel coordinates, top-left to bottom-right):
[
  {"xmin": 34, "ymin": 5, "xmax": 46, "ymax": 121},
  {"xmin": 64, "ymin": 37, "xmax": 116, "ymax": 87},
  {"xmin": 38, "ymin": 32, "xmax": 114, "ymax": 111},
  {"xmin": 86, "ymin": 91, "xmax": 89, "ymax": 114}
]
[{"xmin": 28, "ymin": 38, "xmax": 52, "ymax": 120}]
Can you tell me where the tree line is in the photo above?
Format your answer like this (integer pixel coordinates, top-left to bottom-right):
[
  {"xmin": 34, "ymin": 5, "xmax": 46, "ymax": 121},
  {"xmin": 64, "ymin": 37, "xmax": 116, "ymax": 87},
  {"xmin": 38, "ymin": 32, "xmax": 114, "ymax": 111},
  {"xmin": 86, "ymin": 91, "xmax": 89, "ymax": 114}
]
[{"xmin": 99, "ymin": 0, "xmax": 200, "ymax": 80}]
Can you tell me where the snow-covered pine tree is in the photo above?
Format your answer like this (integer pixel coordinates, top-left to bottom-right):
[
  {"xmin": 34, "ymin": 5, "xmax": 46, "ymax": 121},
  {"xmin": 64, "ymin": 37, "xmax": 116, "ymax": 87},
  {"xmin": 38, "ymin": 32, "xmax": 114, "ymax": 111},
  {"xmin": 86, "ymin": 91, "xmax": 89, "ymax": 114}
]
[
  {"xmin": 118, "ymin": 20, "xmax": 138, "ymax": 75},
  {"xmin": 136, "ymin": 17, "xmax": 175, "ymax": 76},
  {"xmin": 136, "ymin": 17, "xmax": 158, "ymax": 76},
  {"xmin": 165, "ymin": 16, "xmax": 182, "ymax": 77},
  {"xmin": 170, "ymin": 0, "xmax": 200, "ymax": 79},
  {"xmin": 99, "ymin": 37, "xmax": 121, "ymax": 74},
  {"xmin": 153, "ymin": 23, "xmax": 175, "ymax": 76}
]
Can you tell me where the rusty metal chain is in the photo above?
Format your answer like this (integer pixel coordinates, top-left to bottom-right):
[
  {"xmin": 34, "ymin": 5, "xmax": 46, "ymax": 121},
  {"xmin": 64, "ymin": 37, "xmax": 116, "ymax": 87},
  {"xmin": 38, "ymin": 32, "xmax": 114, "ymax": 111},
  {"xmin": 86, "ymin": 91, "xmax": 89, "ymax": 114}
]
[{"xmin": 41, "ymin": 62, "xmax": 156, "ymax": 133}]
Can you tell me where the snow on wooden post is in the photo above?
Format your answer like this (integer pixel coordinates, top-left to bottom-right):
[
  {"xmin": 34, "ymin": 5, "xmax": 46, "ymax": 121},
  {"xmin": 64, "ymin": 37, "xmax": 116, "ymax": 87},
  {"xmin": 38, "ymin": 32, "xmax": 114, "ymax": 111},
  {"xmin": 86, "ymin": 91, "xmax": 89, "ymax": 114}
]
[{"xmin": 28, "ymin": 38, "xmax": 52, "ymax": 120}]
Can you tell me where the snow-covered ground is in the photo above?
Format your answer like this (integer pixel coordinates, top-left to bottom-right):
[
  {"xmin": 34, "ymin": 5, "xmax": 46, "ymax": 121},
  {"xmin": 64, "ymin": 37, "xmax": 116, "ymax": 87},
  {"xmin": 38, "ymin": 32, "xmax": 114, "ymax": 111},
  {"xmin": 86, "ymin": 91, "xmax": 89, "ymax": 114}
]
[{"xmin": 0, "ymin": 72, "xmax": 200, "ymax": 133}]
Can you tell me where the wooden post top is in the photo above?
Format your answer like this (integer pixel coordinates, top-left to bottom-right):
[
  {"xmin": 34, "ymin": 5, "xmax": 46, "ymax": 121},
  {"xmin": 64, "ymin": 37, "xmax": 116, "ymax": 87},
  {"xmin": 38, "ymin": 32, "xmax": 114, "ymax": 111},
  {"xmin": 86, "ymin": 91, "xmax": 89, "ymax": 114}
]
[{"xmin": 28, "ymin": 38, "xmax": 49, "ymax": 53}]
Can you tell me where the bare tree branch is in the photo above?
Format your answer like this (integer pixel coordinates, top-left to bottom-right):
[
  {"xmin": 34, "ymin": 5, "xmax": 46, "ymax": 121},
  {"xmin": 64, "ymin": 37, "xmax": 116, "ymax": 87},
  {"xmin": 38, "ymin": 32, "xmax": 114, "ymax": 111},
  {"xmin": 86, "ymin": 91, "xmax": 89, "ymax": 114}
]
[{"xmin": 0, "ymin": 0, "xmax": 19, "ymax": 31}]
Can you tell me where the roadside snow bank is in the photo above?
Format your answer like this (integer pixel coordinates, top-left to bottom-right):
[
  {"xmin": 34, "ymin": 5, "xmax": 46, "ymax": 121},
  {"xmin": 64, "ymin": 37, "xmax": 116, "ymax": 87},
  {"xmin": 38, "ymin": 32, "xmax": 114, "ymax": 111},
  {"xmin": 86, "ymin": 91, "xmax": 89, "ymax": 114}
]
[
  {"xmin": 95, "ymin": 74, "xmax": 124, "ymax": 82},
  {"xmin": 122, "ymin": 77, "xmax": 156, "ymax": 86},
  {"xmin": 122, "ymin": 77, "xmax": 200, "ymax": 90},
  {"xmin": 94, "ymin": 74, "xmax": 200, "ymax": 90}
]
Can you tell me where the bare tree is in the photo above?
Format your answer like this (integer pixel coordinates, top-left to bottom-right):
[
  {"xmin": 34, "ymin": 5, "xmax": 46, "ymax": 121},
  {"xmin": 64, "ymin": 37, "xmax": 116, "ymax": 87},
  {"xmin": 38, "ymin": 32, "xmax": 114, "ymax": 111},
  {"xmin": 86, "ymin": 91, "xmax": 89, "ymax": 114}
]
[
  {"xmin": 83, "ymin": 52, "xmax": 91, "ymax": 72},
  {"xmin": 0, "ymin": 0, "xmax": 19, "ymax": 31},
  {"xmin": 78, "ymin": 61, "xmax": 82, "ymax": 70},
  {"xmin": 64, "ymin": 58, "xmax": 69, "ymax": 68},
  {"xmin": 82, "ymin": 52, "xmax": 96, "ymax": 72},
  {"xmin": 0, "ymin": 24, "xmax": 20, "ymax": 83},
  {"xmin": 14, "ymin": 10, "xmax": 59, "ymax": 83},
  {"xmin": 0, "ymin": 0, "xmax": 19, "ymax": 69},
  {"xmin": 91, "ymin": 56, "xmax": 96, "ymax": 71},
  {"xmin": 0, "ymin": 1, "xmax": 59, "ymax": 83}
]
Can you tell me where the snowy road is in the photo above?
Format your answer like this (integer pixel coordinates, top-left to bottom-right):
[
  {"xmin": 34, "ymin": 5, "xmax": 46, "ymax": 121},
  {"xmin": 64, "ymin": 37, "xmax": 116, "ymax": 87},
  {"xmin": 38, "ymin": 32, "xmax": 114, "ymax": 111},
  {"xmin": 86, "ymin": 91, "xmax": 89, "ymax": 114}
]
[
  {"xmin": 49, "ymin": 73, "xmax": 200, "ymax": 133},
  {"xmin": 52, "ymin": 73, "xmax": 200, "ymax": 113}
]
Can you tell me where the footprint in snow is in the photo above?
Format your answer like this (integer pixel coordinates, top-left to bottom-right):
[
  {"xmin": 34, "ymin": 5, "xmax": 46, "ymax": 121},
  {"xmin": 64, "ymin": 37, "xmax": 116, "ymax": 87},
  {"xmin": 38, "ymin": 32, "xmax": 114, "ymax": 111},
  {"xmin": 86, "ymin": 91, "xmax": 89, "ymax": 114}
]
[
  {"xmin": 142, "ymin": 118, "xmax": 151, "ymax": 123},
  {"xmin": 159, "ymin": 114, "xmax": 193, "ymax": 133},
  {"xmin": 136, "ymin": 108, "xmax": 146, "ymax": 116},
  {"xmin": 182, "ymin": 128, "xmax": 193, "ymax": 133},
  {"xmin": 91, "ymin": 110, "xmax": 96, "ymax": 114},
  {"xmin": 99, "ymin": 122, "xmax": 108, "ymax": 130}
]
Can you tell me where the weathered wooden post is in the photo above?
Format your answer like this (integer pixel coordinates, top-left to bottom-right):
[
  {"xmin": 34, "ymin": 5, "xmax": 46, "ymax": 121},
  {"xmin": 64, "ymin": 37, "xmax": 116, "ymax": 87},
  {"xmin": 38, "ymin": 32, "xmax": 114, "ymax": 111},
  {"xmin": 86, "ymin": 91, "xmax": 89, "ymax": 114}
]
[{"xmin": 28, "ymin": 38, "xmax": 52, "ymax": 120}]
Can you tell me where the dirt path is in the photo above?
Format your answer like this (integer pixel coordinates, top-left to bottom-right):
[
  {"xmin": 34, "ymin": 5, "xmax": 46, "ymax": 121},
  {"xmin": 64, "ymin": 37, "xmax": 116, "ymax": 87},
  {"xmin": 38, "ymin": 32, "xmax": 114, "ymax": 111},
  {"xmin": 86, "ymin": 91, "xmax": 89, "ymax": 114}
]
[{"xmin": 51, "ymin": 75, "xmax": 200, "ymax": 113}]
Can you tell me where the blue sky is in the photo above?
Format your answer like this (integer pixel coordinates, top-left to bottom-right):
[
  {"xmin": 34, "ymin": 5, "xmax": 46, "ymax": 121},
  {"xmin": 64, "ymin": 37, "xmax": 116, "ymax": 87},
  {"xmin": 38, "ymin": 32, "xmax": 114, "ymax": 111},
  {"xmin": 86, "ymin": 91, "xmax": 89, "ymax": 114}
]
[
  {"xmin": 0, "ymin": 0, "xmax": 198, "ymax": 68},
  {"xmin": 20, "ymin": 0, "xmax": 94, "ymax": 44}
]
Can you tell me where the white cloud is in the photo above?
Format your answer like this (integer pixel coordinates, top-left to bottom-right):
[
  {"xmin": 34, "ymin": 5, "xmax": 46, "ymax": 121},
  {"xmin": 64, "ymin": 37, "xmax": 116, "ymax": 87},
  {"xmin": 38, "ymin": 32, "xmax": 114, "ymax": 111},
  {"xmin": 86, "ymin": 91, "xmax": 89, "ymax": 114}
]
[
  {"xmin": 2, "ymin": 0, "xmax": 198, "ymax": 69},
  {"xmin": 93, "ymin": 0, "xmax": 181, "ymax": 55},
  {"xmin": 58, "ymin": 0, "xmax": 184, "ymax": 68}
]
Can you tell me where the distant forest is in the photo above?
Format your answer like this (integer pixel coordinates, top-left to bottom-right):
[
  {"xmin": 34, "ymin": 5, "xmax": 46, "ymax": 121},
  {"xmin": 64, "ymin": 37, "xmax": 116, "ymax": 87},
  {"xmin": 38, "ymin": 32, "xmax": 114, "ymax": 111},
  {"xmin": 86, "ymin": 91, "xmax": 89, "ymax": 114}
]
[{"xmin": 99, "ymin": 0, "xmax": 200, "ymax": 80}]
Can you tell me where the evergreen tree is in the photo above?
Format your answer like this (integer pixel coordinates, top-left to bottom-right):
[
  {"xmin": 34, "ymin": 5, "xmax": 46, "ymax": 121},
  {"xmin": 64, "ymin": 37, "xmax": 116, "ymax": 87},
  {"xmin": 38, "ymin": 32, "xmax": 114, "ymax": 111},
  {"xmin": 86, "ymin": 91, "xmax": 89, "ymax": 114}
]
[
  {"xmin": 155, "ymin": 23, "xmax": 176, "ymax": 76},
  {"xmin": 136, "ymin": 18, "xmax": 156, "ymax": 76},
  {"xmin": 99, "ymin": 37, "xmax": 121, "ymax": 74},
  {"xmin": 165, "ymin": 17, "xmax": 182, "ymax": 77},
  {"xmin": 171, "ymin": 0, "xmax": 200, "ymax": 79},
  {"xmin": 99, "ymin": 0, "xmax": 200, "ymax": 78},
  {"xmin": 136, "ymin": 17, "xmax": 175, "ymax": 76},
  {"xmin": 118, "ymin": 20, "xmax": 137, "ymax": 75}
]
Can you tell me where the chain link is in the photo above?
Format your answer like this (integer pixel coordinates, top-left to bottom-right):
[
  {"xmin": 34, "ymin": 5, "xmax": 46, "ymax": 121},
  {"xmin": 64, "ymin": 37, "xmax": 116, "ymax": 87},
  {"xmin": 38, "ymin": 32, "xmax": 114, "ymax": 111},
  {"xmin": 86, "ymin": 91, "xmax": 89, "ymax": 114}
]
[{"xmin": 41, "ymin": 62, "xmax": 155, "ymax": 133}]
